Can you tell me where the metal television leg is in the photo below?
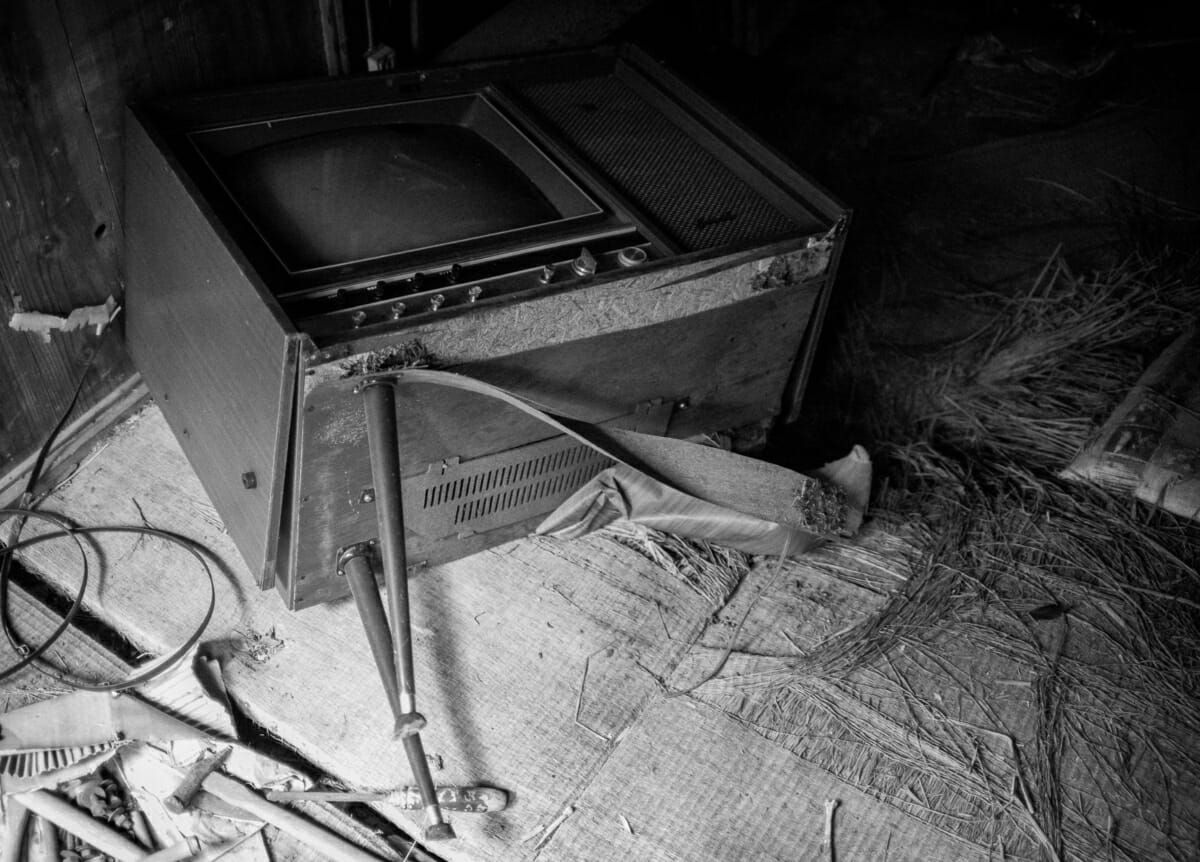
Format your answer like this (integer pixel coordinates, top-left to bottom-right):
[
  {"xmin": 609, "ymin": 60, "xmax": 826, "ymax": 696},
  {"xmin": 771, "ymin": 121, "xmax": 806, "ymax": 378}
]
[{"xmin": 359, "ymin": 380, "xmax": 454, "ymax": 841}]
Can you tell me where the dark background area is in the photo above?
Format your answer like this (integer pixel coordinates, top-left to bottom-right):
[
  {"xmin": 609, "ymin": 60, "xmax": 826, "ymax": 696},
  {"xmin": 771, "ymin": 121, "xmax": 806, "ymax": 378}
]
[
  {"xmin": 2, "ymin": 0, "xmax": 1197, "ymax": 489},
  {"xmin": 620, "ymin": 0, "xmax": 1200, "ymax": 461}
]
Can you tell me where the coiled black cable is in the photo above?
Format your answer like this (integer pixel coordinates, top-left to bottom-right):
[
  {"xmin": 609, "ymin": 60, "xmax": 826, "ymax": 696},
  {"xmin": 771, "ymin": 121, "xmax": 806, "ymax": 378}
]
[
  {"xmin": 0, "ymin": 314, "xmax": 216, "ymax": 690},
  {"xmin": 0, "ymin": 515, "xmax": 216, "ymax": 689}
]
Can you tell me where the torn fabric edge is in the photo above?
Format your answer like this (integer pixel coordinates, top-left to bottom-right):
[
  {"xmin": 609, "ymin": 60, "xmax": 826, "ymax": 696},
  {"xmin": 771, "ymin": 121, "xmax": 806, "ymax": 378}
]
[
  {"xmin": 535, "ymin": 463, "xmax": 820, "ymax": 555},
  {"xmin": 357, "ymin": 368, "xmax": 871, "ymax": 546},
  {"xmin": 536, "ymin": 444, "xmax": 871, "ymax": 557}
]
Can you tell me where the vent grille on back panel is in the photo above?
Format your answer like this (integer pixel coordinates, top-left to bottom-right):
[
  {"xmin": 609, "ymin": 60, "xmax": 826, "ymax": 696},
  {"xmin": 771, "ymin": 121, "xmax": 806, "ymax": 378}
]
[
  {"xmin": 407, "ymin": 435, "xmax": 612, "ymax": 540},
  {"xmin": 517, "ymin": 76, "xmax": 800, "ymax": 251}
]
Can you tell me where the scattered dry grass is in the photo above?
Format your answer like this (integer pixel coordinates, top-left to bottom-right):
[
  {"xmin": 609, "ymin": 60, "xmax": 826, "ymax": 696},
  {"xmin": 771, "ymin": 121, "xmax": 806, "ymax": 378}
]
[
  {"xmin": 600, "ymin": 521, "xmax": 750, "ymax": 610},
  {"xmin": 701, "ymin": 456, "xmax": 1200, "ymax": 859},
  {"xmin": 913, "ymin": 251, "xmax": 1193, "ymax": 468},
  {"xmin": 638, "ymin": 250, "xmax": 1200, "ymax": 860}
]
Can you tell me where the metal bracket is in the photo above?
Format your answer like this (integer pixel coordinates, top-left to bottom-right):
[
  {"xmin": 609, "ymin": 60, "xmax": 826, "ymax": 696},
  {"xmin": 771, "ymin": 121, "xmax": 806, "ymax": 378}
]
[
  {"xmin": 335, "ymin": 540, "xmax": 379, "ymax": 577},
  {"xmin": 336, "ymin": 540, "xmax": 427, "ymax": 578}
]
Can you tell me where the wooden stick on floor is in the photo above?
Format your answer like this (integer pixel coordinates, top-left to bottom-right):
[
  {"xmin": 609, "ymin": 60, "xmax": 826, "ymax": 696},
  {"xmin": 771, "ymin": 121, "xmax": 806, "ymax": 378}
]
[
  {"xmin": 199, "ymin": 771, "xmax": 389, "ymax": 862},
  {"xmin": 824, "ymin": 798, "xmax": 840, "ymax": 862},
  {"xmin": 14, "ymin": 790, "xmax": 145, "ymax": 862}
]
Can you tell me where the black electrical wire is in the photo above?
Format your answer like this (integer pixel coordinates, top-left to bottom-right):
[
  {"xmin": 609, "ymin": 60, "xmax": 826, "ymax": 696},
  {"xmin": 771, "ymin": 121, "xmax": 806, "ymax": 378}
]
[
  {"xmin": 0, "ymin": 516, "xmax": 216, "ymax": 690},
  {"xmin": 0, "ymin": 312, "xmax": 216, "ymax": 690},
  {"xmin": 0, "ymin": 510, "xmax": 89, "ymax": 683},
  {"xmin": 0, "ymin": 321, "xmax": 105, "ymax": 679},
  {"xmin": 0, "ymin": 330, "xmax": 101, "ymax": 657},
  {"xmin": 2, "ymin": 309, "xmax": 111, "ymax": 640}
]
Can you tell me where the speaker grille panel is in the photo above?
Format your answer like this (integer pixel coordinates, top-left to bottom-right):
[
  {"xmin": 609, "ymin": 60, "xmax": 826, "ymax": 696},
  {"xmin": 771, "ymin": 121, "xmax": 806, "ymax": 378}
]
[
  {"xmin": 408, "ymin": 435, "xmax": 612, "ymax": 539},
  {"xmin": 517, "ymin": 76, "xmax": 800, "ymax": 251}
]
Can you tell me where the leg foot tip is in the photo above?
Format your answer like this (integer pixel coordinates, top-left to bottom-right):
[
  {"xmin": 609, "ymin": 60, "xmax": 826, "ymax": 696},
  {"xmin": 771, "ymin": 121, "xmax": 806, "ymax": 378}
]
[
  {"xmin": 394, "ymin": 712, "xmax": 427, "ymax": 737},
  {"xmin": 425, "ymin": 823, "xmax": 456, "ymax": 841}
]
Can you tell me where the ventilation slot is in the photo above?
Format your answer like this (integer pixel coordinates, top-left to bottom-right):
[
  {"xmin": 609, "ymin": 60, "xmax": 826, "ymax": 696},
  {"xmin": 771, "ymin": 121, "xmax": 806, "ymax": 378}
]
[{"xmin": 406, "ymin": 435, "xmax": 613, "ymax": 540}]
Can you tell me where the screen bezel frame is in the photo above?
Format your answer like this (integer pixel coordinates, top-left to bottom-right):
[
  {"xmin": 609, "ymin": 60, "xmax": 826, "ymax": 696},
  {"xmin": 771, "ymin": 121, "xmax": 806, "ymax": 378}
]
[
  {"xmin": 188, "ymin": 92, "xmax": 616, "ymax": 284},
  {"xmin": 171, "ymin": 85, "xmax": 645, "ymax": 297}
]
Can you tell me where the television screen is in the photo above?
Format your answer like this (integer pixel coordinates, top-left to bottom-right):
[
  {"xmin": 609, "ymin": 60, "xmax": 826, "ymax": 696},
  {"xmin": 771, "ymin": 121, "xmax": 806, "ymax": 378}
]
[
  {"xmin": 218, "ymin": 123, "xmax": 563, "ymax": 270},
  {"xmin": 188, "ymin": 93, "xmax": 611, "ymax": 287}
]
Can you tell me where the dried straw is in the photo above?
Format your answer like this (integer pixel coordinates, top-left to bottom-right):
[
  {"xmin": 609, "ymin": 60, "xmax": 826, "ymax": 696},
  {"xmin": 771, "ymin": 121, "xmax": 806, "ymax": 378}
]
[
  {"xmin": 600, "ymin": 521, "xmax": 750, "ymax": 610},
  {"xmin": 913, "ymin": 252, "xmax": 1193, "ymax": 468},
  {"xmin": 576, "ymin": 250, "xmax": 1198, "ymax": 860},
  {"xmin": 340, "ymin": 339, "xmax": 434, "ymax": 377},
  {"xmin": 688, "ymin": 251, "xmax": 1200, "ymax": 861}
]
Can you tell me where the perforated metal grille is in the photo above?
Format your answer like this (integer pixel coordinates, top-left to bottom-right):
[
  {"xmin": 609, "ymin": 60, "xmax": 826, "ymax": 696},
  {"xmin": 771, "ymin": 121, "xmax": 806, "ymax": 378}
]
[
  {"xmin": 407, "ymin": 435, "xmax": 612, "ymax": 540},
  {"xmin": 517, "ymin": 76, "xmax": 801, "ymax": 251}
]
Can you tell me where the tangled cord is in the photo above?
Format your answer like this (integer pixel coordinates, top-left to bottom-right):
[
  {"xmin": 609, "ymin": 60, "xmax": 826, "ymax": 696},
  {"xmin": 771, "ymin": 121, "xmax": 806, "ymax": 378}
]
[
  {"xmin": 0, "ymin": 315, "xmax": 216, "ymax": 691},
  {"xmin": 0, "ymin": 509, "xmax": 89, "ymax": 683},
  {"xmin": 0, "ymin": 512, "xmax": 216, "ymax": 690}
]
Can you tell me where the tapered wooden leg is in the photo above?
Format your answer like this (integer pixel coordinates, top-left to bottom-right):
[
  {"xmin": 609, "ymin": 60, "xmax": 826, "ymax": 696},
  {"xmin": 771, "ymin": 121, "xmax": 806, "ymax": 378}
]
[
  {"xmin": 343, "ymin": 552, "xmax": 401, "ymax": 718},
  {"xmin": 360, "ymin": 380, "xmax": 454, "ymax": 841}
]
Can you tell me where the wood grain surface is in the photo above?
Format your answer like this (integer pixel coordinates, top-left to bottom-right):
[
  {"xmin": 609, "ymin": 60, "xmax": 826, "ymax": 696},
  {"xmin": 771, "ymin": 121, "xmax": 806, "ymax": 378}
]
[
  {"xmin": 124, "ymin": 109, "xmax": 299, "ymax": 589},
  {"xmin": 0, "ymin": 2, "xmax": 127, "ymax": 482}
]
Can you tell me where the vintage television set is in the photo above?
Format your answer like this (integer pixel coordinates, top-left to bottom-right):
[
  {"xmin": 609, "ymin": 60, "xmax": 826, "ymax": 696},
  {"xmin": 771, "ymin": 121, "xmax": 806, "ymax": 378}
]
[
  {"xmin": 125, "ymin": 44, "xmax": 847, "ymax": 835},
  {"xmin": 126, "ymin": 43, "xmax": 848, "ymax": 610}
]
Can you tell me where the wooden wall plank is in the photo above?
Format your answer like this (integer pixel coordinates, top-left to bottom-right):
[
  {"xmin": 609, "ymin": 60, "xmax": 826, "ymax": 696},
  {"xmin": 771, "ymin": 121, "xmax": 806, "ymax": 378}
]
[
  {"xmin": 0, "ymin": 0, "xmax": 326, "ymax": 490},
  {"xmin": 0, "ymin": 1, "xmax": 127, "ymax": 479}
]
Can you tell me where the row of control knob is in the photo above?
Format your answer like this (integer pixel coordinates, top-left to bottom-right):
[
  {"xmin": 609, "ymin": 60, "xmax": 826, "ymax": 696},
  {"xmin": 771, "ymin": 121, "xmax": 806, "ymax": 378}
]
[
  {"xmin": 349, "ymin": 285, "xmax": 483, "ymax": 327},
  {"xmin": 302, "ymin": 243, "xmax": 652, "ymax": 335}
]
